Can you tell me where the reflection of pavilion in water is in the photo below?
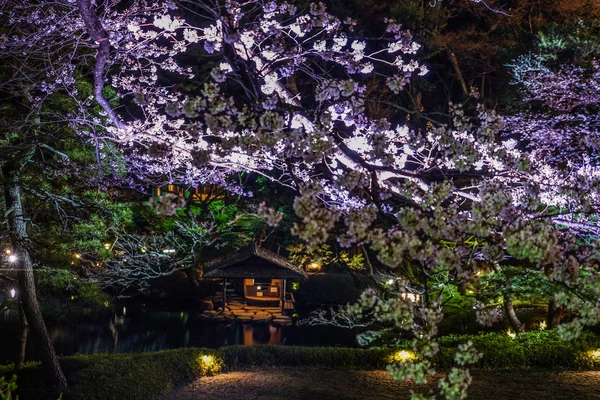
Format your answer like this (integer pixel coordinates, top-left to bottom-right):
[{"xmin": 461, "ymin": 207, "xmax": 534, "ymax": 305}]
[{"xmin": 242, "ymin": 324, "xmax": 282, "ymax": 345}]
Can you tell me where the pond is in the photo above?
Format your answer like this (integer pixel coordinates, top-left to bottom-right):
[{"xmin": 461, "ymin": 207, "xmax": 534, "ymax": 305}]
[{"xmin": 0, "ymin": 305, "xmax": 358, "ymax": 364}]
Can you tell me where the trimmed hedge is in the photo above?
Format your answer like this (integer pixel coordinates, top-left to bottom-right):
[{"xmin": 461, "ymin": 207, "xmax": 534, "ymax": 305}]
[
  {"xmin": 219, "ymin": 345, "xmax": 393, "ymax": 370},
  {"xmin": 435, "ymin": 330, "xmax": 600, "ymax": 369},
  {"xmin": 3, "ymin": 330, "xmax": 600, "ymax": 400},
  {"xmin": 5, "ymin": 348, "xmax": 222, "ymax": 400}
]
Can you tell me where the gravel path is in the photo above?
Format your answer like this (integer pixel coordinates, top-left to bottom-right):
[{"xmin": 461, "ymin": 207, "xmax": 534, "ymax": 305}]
[{"xmin": 160, "ymin": 368, "xmax": 600, "ymax": 400}]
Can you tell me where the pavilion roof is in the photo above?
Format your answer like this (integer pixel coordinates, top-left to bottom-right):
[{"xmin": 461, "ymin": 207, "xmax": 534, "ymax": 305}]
[{"xmin": 203, "ymin": 244, "xmax": 307, "ymax": 280}]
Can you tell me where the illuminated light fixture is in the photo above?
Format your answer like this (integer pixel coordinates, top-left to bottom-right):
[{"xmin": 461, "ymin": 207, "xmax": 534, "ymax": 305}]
[
  {"xmin": 162, "ymin": 249, "xmax": 176, "ymax": 254},
  {"xmin": 5, "ymin": 249, "xmax": 11, "ymax": 254},
  {"xmin": 8, "ymin": 255, "xmax": 17, "ymax": 263},
  {"xmin": 140, "ymin": 247, "xmax": 147, "ymax": 253},
  {"xmin": 507, "ymin": 329, "xmax": 516, "ymax": 339},
  {"xmin": 389, "ymin": 349, "xmax": 416, "ymax": 363},
  {"xmin": 9, "ymin": 288, "xmax": 16, "ymax": 298},
  {"xmin": 257, "ymin": 286, "xmax": 262, "ymax": 290},
  {"xmin": 400, "ymin": 292, "xmax": 421, "ymax": 303},
  {"xmin": 588, "ymin": 349, "xmax": 600, "ymax": 361},
  {"xmin": 307, "ymin": 262, "xmax": 321, "ymax": 271},
  {"xmin": 74, "ymin": 253, "xmax": 82, "ymax": 259},
  {"xmin": 104, "ymin": 243, "xmax": 111, "ymax": 250},
  {"xmin": 387, "ymin": 278, "xmax": 395, "ymax": 285}
]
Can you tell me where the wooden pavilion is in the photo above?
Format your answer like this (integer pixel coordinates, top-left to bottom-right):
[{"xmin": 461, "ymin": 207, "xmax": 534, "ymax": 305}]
[{"xmin": 203, "ymin": 244, "xmax": 307, "ymax": 313}]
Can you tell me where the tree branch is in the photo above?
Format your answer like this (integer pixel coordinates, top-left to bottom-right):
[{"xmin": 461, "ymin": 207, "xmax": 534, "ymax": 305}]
[{"xmin": 76, "ymin": 0, "xmax": 125, "ymax": 129}]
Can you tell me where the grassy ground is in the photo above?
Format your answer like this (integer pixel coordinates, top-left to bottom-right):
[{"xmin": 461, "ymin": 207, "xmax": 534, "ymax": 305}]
[{"xmin": 160, "ymin": 367, "xmax": 600, "ymax": 400}]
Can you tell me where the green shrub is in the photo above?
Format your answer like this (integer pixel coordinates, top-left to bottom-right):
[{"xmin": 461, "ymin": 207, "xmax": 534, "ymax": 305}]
[
  {"xmin": 435, "ymin": 330, "xmax": 600, "ymax": 369},
  {"xmin": 219, "ymin": 345, "xmax": 393, "ymax": 370},
  {"xmin": 36, "ymin": 269, "xmax": 113, "ymax": 318},
  {"xmin": 516, "ymin": 330, "xmax": 600, "ymax": 368},
  {"xmin": 1, "ymin": 375, "xmax": 17, "ymax": 400},
  {"xmin": 2, "ymin": 348, "xmax": 221, "ymax": 400},
  {"xmin": 437, "ymin": 332, "xmax": 526, "ymax": 368}
]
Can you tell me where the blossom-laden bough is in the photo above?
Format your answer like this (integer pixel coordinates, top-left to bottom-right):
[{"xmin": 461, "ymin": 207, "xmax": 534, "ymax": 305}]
[{"xmin": 2, "ymin": 0, "xmax": 600, "ymax": 397}]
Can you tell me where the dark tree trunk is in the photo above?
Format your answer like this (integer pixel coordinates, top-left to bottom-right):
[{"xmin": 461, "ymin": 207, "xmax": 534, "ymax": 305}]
[
  {"xmin": 457, "ymin": 280, "xmax": 467, "ymax": 296},
  {"xmin": 504, "ymin": 297, "xmax": 525, "ymax": 333},
  {"xmin": 360, "ymin": 245, "xmax": 374, "ymax": 276},
  {"xmin": 3, "ymin": 165, "xmax": 68, "ymax": 389},
  {"xmin": 421, "ymin": 268, "xmax": 430, "ymax": 307},
  {"xmin": 447, "ymin": 48, "xmax": 469, "ymax": 98},
  {"xmin": 16, "ymin": 302, "xmax": 28, "ymax": 371},
  {"xmin": 411, "ymin": 86, "xmax": 423, "ymax": 133},
  {"xmin": 547, "ymin": 298, "xmax": 565, "ymax": 329}
]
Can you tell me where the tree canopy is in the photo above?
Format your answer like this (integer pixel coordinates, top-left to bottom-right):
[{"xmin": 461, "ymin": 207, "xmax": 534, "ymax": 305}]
[{"xmin": 2, "ymin": 0, "xmax": 600, "ymax": 396}]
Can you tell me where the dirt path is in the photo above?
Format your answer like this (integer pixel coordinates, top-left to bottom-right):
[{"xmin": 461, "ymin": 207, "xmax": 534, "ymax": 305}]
[{"xmin": 160, "ymin": 368, "xmax": 600, "ymax": 400}]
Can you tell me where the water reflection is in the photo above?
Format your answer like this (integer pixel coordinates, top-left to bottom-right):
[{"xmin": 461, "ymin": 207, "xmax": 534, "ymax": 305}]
[
  {"xmin": 0, "ymin": 308, "xmax": 357, "ymax": 364},
  {"xmin": 243, "ymin": 324, "xmax": 282, "ymax": 345}
]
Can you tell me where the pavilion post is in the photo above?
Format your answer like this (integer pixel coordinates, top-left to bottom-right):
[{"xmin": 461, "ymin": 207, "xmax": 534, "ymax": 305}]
[
  {"xmin": 222, "ymin": 278, "xmax": 227, "ymax": 311},
  {"xmin": 282, "ymin": 278, "xmax": 286, "ymax": 313}
]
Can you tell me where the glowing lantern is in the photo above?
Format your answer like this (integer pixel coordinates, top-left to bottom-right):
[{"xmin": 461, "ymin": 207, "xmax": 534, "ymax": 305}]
[
  {"xmin": 389, "ymin": 349, "xmax": 416, "ymax": 363},
  {"xmin": 307, "ymin": 262, "xmax": 321, "ymax": 271},
  {"xmin": 400, "ymin": 292, "xmax": 421, "ymax": 303}
]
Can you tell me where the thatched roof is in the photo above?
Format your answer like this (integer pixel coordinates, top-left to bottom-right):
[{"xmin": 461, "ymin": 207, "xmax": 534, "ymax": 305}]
[{"xmin": 203, "ymin": 244, "xmax": 307, "ymax": 280}]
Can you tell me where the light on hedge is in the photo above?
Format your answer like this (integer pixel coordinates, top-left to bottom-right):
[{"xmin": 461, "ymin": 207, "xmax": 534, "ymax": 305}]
[
  {"xmin": 587, "ymin": 349, "xmax": 600, "ymax": 362},
  {"xmin": 197, "ymin": 353, "xmax": 222, "ymax": 375},
  {"xmin": 389, "ymin": 350, "xmax": 417, "ymax": 363}
]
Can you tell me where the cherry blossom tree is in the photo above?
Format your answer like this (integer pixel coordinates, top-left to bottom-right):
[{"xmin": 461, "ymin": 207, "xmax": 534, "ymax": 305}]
[{"xmin": 2, "ymin": 0, "xmax": 600, "ymax": 396}]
